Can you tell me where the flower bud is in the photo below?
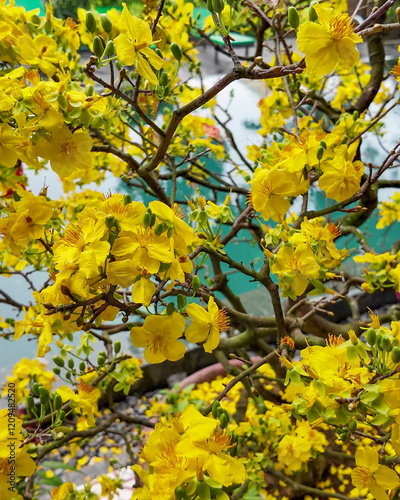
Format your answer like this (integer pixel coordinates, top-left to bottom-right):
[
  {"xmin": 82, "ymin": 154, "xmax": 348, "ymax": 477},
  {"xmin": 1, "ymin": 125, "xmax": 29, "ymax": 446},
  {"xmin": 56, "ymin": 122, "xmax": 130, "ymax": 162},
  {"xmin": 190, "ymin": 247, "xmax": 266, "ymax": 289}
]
[
  {"xmin": 177, "ymin": 294, "xmax": 186, "ymax": 309},
  {"xmin": 212, "ymin": 0, "xmax": 224, "ymax": 13},
  {"xmin": 31, "ymin": 14, "xmax": 41, "ymax": 25},
  {"xmin": 309, "ymin": 2, "xmax": 317, "ymax": 22},
  {"xmin": 192, "ymin": 275, "xmax": 201, "ymax": 292},
  {"xmin": 79, "ymin": 361, "xmax": 86, "ymax": 372},
  {"xmin": 392, "ymin": 346, "xmax": 400, "ymax": 364},
  {"xmin": 54, "ymin": 393, "xmax": 63, "ymax": 410},
  {"xmin": 143, "ymin": 212, "xmax": 151, "ymax": 228},
  {"xmin": 85, "ymin": 84, "xmax": 94, "ymax": 96},
  {"xmin": 32, "ymin": 382, "xmax": 40, "ymax": 396},
  {"xmin": 114, "ymin": 340, "xmax": 121, "ymax": 354},
  {"xmin": 348, "ymin": 420, "xmax": 357, "ymax": 432},
  {"xmin": 207, "ymin": 0, "xmax": 215, "ymax": 12},
  {"xmin": 27, "ymin": 396, "xmax": 35, "ymax": 409},
  {"xmin": 53, "ymin": 366, "xmax": 61, "ymax": 375},
  {"xmin": 53, "ymin": 356, "xmax": 65, "ymax": 368},
  {"xmin": 212, "ymin": 400, "xmax": 220, "ymax": 418},
  {"xmin": 288, "ymin": 7, "xmax": 299, "ymax": 30},
  {"xmin": 93, "ymin": 36, "xmax": 104, "ymax": 59},
  {"xmin": 67, "ymin": 358, "xmax": 74, "ymax": 369},
  {"xmin": 382, "ymin": 336, "xmax": 392, "ymax": 352},
  {"xmin": 159, "ymin": 71, "xmax": 169, "ymax": 87},
  {"xmin": 97, "ymin": 355, "xmax": 106, "ymax": 366},
  {"xmin": 170, "ymin": 42, "xmax": 182, "ymax": 61},
  {"xmin": 86, "ymin": 11, "xmax": 97, "ymax": 33},
  {"xmin": 219, "ymin": 412, "xmax": 228, "ymax": 429},
  {"xmin": 39, "ymin": 387, "xmax": 50, "ymax": 406},
  {"xmin": 316, "ymin": 146, "xmax": 324, "ymax": 160},
  {"xmin": 154, "ymin": 222, "xmax": 165, "ymax": 235},
  {"xmin": 123, "ymin": 194, "xmax": 132, "ymax": 205},
  {"xmin": 100, "ymin": 13, "xmax": 113, "ymax": 33},
  {"xmin": 44, "ymin": 20, "xmax": 52, "ymax": 34},
  {"xmin": 166, "ymin": 302, "xmax": 175, "ymax": 315},
  {"xmin": 174, "ymin": 486, "xmax": 186, "ymax": 499},
  {"xmin": 105, "ymin": 40, "xmax": 115, "ymax": 56},
  {"xmin": 105, "ymin": 214, "xmax": 116, "ymax": 229}
]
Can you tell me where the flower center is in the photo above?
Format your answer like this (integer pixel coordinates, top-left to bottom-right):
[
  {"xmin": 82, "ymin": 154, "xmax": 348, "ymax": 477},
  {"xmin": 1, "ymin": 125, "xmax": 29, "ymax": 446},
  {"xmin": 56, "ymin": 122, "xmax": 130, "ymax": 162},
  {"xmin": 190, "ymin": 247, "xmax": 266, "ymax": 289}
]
[
  {"xmin": 287, "ymin": 255, "xmax": 300, "ymax": 271},
  {"xmin": 329, "ymin": 14, "xmax": 354, "ymax": 40},
  {"xmin": 63, "ymin": 225, "xmax": 84, "ymax": 248},
  {"xmin": 60, "ymin": 139, "xmax": 77, "ymax": 155},
  {"xmin": 206, "ymin": 431, "xmax": 232, "ymax": 454},
  {"xmin": 150, "ymin": 329, "xmax": 166, "ymax": 353},
  {"xmin": 259, "ymin": 179, "xmax": 272, "ymax": 198},
  {"xmin": 217, "ymin": 309, "xmax": 230, "ymax": 332},
  {"xmin": 352, "ymin": 465, "xmax": 373, "ymax": 489}
]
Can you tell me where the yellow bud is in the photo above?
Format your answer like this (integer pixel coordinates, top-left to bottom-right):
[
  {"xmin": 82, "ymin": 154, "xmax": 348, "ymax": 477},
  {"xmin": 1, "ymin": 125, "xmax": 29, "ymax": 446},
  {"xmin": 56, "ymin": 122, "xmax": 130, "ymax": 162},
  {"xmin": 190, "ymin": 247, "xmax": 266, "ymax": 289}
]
[
  {"xmin": 325, "ymin": 272, "xmax": 336, "ymax": 279},
  {"xmin": 197, "ymin": 196, "xmax": 206, "ymax": 210},
  {"xmin": 280, "ymin": 231, "xmax": 288, "ymax": 242},
  {"xmin": 280, "ymin": 355, "xmax": 294, "ymax": 370},
  {"xmin": 264, "ymin": 248, "xmax": 274, "ymax": 259},
  {"xmin": 56, "ymin": 340, "xmax": 64, "ymax": 348},
  {"xmin": 223, "ymin": 193, "xmax": 231, "ymax": 206},
  {"xmin": 361, "ymin": 282, "xmax": 373, "ymax": 293}
]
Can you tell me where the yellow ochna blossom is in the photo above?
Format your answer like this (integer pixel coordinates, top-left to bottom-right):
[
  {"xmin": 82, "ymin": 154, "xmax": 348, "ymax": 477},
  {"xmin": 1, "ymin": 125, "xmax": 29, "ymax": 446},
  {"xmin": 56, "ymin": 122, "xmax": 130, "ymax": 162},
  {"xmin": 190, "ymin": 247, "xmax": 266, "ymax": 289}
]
[
  {"xmin": 56, "ymin": 380, "xmax": 101, "ymax": 426},
  {"xmin": 0, "ymin": 409, "xmax": 36, "ymax": 499},
  {"xmin": 35, "ymin": 124, "xmax": 93, "ymax": 178},
  {"xmin": 297, "ymin": 4, "xmax": 363, "ymax": 76},
  {"xmin": 185, "ymin": 296, "xmax": 229, "ymax": 352},
  {"xmin": 271, "ymin": 244, "xmax": 320, "ymax": 297},
  {"xmin": 130, "ymin": 312, "xmax": 186, "ymax": 363},
  {"xmin": 351, "ymin": 447, "xmax": 399, "ymax": 500},
  {"xmin": 114, "ymin": 3, "xmax": 164, "ymax": 85},
  {"xmin": 250, "ymin": 167, "xmax": 309, "ymax": 222}
]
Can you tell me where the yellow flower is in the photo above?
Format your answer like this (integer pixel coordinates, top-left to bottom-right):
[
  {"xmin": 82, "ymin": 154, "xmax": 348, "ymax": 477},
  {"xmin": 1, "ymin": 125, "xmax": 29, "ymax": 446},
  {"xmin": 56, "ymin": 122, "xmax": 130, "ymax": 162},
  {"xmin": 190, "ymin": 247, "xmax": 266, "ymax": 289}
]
[
  {"xmin": 53, "ymin": 216, "xmax": 109, "ymax": 280},
  {"xmin": 271, "ymin": 244, "xmax": 320, "ymax": 297},
  {"xmin": 8, "ymin": 190, "xmax": 54, "ymax": 246},
  {"xmin": 56, "ymin": 380, "xmax": 101, "ymax": 426},
  {"xmin": 35, "ymin": 124, "xmax": 93, "ymax": 178},
  {"xmin": 297, "ymin": 5, "xmax": 363, "ymax": 76},
  {"xmin": 130, "ymin": 312, "xmax": 186, "ymax": 363},
  {"xmin": 50, "ymin": 483, "xmax": 75, "ymax": 500},
  {"xmin": 0, "ymin": 122, "xmax": 20, "ymax": 167},
  {"xmin": 318, "ymin": 145, "xmax": 364, "ymax": 202},
  {"xmin": 114, "ymin": 3, "xmax": 164, "ymax": 85},
  {"xmin": 351, "ymin": 447, "xmax": 399, "ymax": 500},
  {"xmin": 276, "ymin": 434, "xmax": 313, "ymax": 473},
  {"xmin": 250, "ymin": 167, "xmax": 309, "ymax": 222},
  {"xmin": 185, "ymin": 296, "xmax": 229, "ymax": 352},
  {"xmin": 177, "ymin": 430, "xmax": 246, "ymax": 487},
  {"xmin": 0, "ymin": 410, "xmax": 36, "ymax": 500}
]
